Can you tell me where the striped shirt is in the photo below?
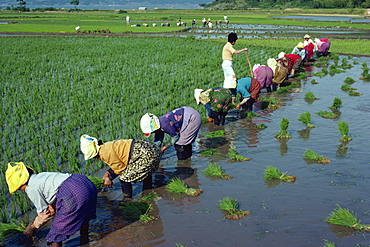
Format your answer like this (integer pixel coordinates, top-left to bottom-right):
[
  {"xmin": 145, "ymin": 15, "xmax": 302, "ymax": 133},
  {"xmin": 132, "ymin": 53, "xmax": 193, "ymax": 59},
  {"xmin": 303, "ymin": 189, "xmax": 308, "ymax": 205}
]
[{"xmin": 25, "ymin": 172, "xmax": 71, "ymax": 213}]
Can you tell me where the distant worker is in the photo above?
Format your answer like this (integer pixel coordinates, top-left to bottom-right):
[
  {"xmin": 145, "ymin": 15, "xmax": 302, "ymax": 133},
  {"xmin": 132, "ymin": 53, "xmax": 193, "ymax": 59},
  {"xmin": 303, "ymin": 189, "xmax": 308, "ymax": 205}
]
[
  {"xmin": 224, "ymin": 15, "xmax": 228, "ymax": 22},
  {"xmin": 290, "ymin": 42, "xmax": 307, "ymax": 76},
  {"xmin": 303, "ymin": 34, "xmax": 315, "ymax": 60},
  {"xmin": 222, "ymin": 32, "xmax": 248, "ymax": 80},
  {"xmin": 202, "ymin": 18, "xmax": 206, "ymax": 27},
  {"xmin": 192, "ymin": 19, "xmax": 196, "ymax": 27},
  {"xmin": 126, "ymin": 15, "xmax": 130, "ymax": 26},
  {"xmin": 315, "ymin": 38, "xmax": 331, "ymax": 57},
  {"xmin": 140, "ymin": 107, "xmax": 202, "ymax": 160},
  {"xmin": 75, "ymin": 26, "xmax": 80, "ymax": 32}
]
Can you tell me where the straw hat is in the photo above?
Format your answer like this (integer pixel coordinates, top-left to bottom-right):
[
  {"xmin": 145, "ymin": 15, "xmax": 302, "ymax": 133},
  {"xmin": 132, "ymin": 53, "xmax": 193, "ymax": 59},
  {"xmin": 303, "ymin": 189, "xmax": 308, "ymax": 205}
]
[
  {"xmin": 296, "ymin": 42, "xmax": 304, "ymax": 48},
  {"xmin": 140, "ymin": 113, "xmax": 160, "ymax": 137},
  {"xmin": 5, "ymin": 162, "xmax": 32, "ymax": 193},
  {"xmin": 194, "ymin": 89, "xmax": 204, "ymax": 105},
  {"xmin": 80, "ymin": 134, "xmax": 100, "ymax": 160},
  {"xmin": 304, "ymin": 34, "xmax": 311, "ymax": 39}
]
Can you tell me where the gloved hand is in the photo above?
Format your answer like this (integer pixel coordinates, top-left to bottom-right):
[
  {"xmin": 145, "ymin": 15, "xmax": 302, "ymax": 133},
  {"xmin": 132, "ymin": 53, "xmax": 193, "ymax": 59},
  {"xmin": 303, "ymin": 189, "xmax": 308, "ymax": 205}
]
[{"xmin": 24, "ymin": 221, "xmax": 36, "ymax": 236}]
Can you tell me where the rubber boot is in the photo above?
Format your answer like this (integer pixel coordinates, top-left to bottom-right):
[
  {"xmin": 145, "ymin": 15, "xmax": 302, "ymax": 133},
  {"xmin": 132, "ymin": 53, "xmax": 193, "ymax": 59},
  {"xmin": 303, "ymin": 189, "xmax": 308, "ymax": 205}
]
[
  {"xmin": 272, "ymin": 84, "xmax": 278, "ymax": 91},
  {"xmin": 266, "ymin": 86, "xmax": 272, "ymax": 93},
  {"xmin": 174, "ymin": 144, "xmax": 192, "ymax": 160},
  {"xmin": 211, "ymin": 111, "xmax": 221, "ymax": 126},
  {"xmin": 220, "ymin": 112, "xmax": 227, "ymax": 126},
  {"xmin": 120, "ymin": 180, "xmax": 133, "ymax": 200},
  {"xmin": 245, "ymin": 98, "xmax": 255, "ymax": 112}
]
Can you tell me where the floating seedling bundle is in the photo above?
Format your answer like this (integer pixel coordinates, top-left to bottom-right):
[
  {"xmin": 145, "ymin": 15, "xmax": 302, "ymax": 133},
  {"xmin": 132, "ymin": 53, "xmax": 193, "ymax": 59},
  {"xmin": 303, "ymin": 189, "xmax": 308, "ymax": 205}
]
[
  {"xmin": 218, "ymin": 197, "xmax": 250, "ymax": 220},
  {"xmin": 0, "ymin": 222, "xmax": 26, "ymax": 240},
  {"xmin": 199, "ymin": 148, "xmax": 221, "ymax": 157},
  {"xmin": 337, "ymin": 121, "xmax": 352, "ymax": 142},
  {"xmin": 304, "ymin": 149, "xmax": 330, "ymax": 164},
  {"xmin": 227, "ymin": 148, "xmax": 251, "ymax": 162},
  {"xmin": 166, "ymin": 177, "xmax": 203, "ymax": 197},
  {"xmin": 304, "ymin": 91, "xmax": 319, "ymax": 100},
  {"xmin": 275, "ymin": 117, "xmax": 291, "ymax": 139},
  {"xmin": 263, "ymin": 166, "xmax": 296, "ymax": 183},
  {"xmin": 325, "ymin": 205, "xmax": 370, "ymax": 232},
  {"xmin": 204, "ymin": 130, "xmax": 225, "ymax": 138},
  {"xmin": 328, "ymin": 97, "xmax": 342, "ymax": 109},
  {"xmin": 315, "ymin": 111, "xmax": 338, "ymax": 119},
  {"xmin": 118, "ymin": 201, "xmax": 154, "ymax": 223},
  {"xmin": 297, "ymin": 111, "xmax": 316, "ymax": 128},
  {"xmin": 203, "ymin": 163, "xmax": 232, "ymax": 180}
]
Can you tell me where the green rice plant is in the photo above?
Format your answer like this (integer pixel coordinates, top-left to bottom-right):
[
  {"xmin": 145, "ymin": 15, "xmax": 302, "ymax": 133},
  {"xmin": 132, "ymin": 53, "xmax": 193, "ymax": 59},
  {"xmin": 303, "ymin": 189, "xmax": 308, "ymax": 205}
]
[
  {"xmin": 341, "ymin": 84, "xmax": 356, "ymax": 91},
  {"xmin": 0, "ymin": 222, "xmax": 26, "ymax": 240},
  {"xmin": 87, "ymin": 176, "xmax": 104, "ymax": 189},
  {"xmin": 203, "ymin": 163, "xmax": 232, "ymax": 180},
  {"xmin": 264, "ymin": 166, "xmax": 296, "ymax": 183},
  {"xmin": 227, "ymin": 148, "xmax": 251, "ymax": 162},
  {"xmin": 296, "ymin": 72, "xmax": 307, "ymax": 79},
  {"xmin": 348, "ymin": 90, "xmax": 362, "ymax": 96},
  {"xmin": 275, "ymin": 118, "xmax": 291, "ymax": 139},
  {"xmin": 344, "ymin": 77, "xmax": 356, "ymax": 83},
  {"xmin": 242, "ymin": 111, "xmax": 261, "ymax": 118},
  {"xmin": 256, "ymin": 123, "xmax": 267, "ymax": 130},
  {"xmin": 175, "ymin": 244, "xmax": 186, "ymax": 247},
  {"xmin": 217, "ymin": 197, "xmax": 250, "ymax": 220},
  {"xmin": 361, "ymin": 62, "xmax": 369, "ymax": 77},
  {"xmin": 315, "ymin": 111, "xmax": 338, "ymax": 119},
  {"xmin": 304, "ymin": 91, "xmax": 319, "ymax": 100},
  {"xmin": 118, "ymin": 201, "xmax": 153, "ymax": 221},
  {"xmin": 166, "ymin": 177, "xmax": 203, "ymax": 197},
  {"xmin": 329, "ymin": 97, "xmax": 342, "ymax": 109},
  {"xmin": 140, "ymin": 192, "xmax": 158, "ymax": 201},
  {"xmin": 297, "ymin": 111, "xmax": 316, "ymax": 128},
  {"xmin": 324, "ymin": 205, "xmax": 370, "ymax": 231},
  {"xmin": 311, "ymin": 79, "xmax": 318, "ymax": 84},
  {"xmin": 204, "ymin": 130, "xmax": 225, "ymax": 138},
  {"xmin": 304, "ymin": 149, "xmax": 330, "ymax": 164},
  {"xmin": 286, "ymin": 81, "xmax": 298, "ymax": 89},
  {"xmin": 337, "ymin": 121, "xmax": 352, "ymax": 142},
  {"xmin": 321, "ymin": 68, "xmax": 329, "ymax": 74},
  {"xmin": 312, "ymin": 71, "xmax": 326, "ymax": 77},
  {"xmin": 273, "ymin": 87, "xmax": 291, "ymax": 94},
  {"xmin": 139, "ymin": 213, "xmax": 155, "ymax": 224},
  {"xmin": 199, "ymin": 148, "xmax": 221, "ymax": 157},
  {"xmin": 323, "ymin": 239, "xmax": 335, "ymax": 247}
]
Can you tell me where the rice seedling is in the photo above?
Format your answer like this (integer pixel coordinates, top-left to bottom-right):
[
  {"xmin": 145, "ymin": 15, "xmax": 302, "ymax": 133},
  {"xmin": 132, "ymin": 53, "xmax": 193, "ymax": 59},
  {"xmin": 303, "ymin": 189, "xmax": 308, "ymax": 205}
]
[
  {"xmin": 175, "ymin": 244, "xmax": 186, "ymax": 247},
  {"xmin": 203, "ymin": 163, "xmax": 232, "ymax": 180},
  {"xmin": 304, "ymin": 149, "xmax": 330, "ymax": 164},
  {"xmin": 340, "ymin": 84, "xmax": 356, "ymax": 91},
  {"xmin": 324, "ymin": 204, "xmax": 370, "ymax": 231},
  {"xmin": 256, "ymin": 123, "xmax": 267, "ymax": 130},
  {"xmin": 296, "ymin": 72, "xmax": 307, "ymax": 79},
  {"xmin": 297, "ymin": 111, "xmax": 316, "ymax": 128},
  {"xmin": 315, "ymin": 111, "xmax": 338, "ymax": 119},
  {"xmin": 227, "ymin": 148, "xmax": 251, "ymax": 162},
  {"xmin": 263, "ymin": 166, "xmax": 296, "ymax": 183},
  {"xmin": 0, "ymin": 222, "xmax": 26, "ymax": 240},
  {"xmin": 323, "ymin": 240, "xmax": 336, "ymax": 247},
  {"xmin": 312, "ymin": 71, "xmax": 326, "ymax": 77},
  {"xmin": 217, "ymin": 197, "xmax": 250, "ymax": 220},
  {"xmin": 140, "ymin": 192, "xmax": 158, "ymax": 201},
  {"xmin": 204, "ymin": 130, "xmax": 225, "ymax": 138},
  {"xmin": 166, "ymin": 177, "xmax": 203, "ymax": 197},
  {"xmin": 337, "ymin": 121, "xmax": 352, "ymax": 142},
  {"xmin": 329, "ymin": 97, "xmax": 342, "ymax": 109},
  {"xmin": 304, "ymin": 91, "xmax": 319, "ymax": 100},
  {"xmin": 87, "ymin": 176, "xmax": 105, "ymax": 189},
  {"xmin": 241, "ymin": 111, "xmax": 261, "ymax": 118},
  {"xmin": 273, "ymin": 87, "xmax": 291, "ymax": 94},
  {"xmin": 348, "ymin": 90, "xmax": 362, "ymax": 96},
  {"xmin": 311, "ymin": 79, "xmax": 319, "ymax": 84},
  {"xmin": 275, "ymin": 118, "xmax": 291, "ymax": 139},
  {"xmin": 119, "ymin": 201, "xmax": 154, "ymax": 223},
  {"xmin": 344, "ymin": 77, "xmax": 356, "ymax": 83},
  {"xmin": 139, "ymin": 213, "xmax": 155, "ymax": 224},
  {"xmin": 199, "ymin": 148, "xmax": 221, "ymax": 157}
]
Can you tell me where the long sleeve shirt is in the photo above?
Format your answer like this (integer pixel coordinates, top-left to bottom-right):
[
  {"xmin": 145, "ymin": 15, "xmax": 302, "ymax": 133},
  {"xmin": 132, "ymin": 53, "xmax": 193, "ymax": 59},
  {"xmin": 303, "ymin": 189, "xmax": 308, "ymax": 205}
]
[
  {"xmin": 291, "ymin": 47, "xmax": 307, "ymax": 60},
  {"xmin": 154, "ymin": 107, "xmax": 184, "ymax": 147}
]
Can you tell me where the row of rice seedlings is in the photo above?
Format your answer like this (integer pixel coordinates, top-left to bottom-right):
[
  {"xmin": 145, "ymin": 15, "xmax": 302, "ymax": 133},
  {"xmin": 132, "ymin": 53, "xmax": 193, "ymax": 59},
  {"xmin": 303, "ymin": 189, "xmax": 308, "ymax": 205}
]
[
  {"xmin": 297, "ymin": 111, "xmax": 316, "ymax": 128},
  {"xmin": 275, "ymin": 118, "xmax": 291, "ymax": 139},
  {"xmin": 199, "ymin": 148, "xmax": 221, "ymax": 157},
  {"xmin": 344, "ymin": 77, "xmax": 356, "ymax": 84},
  {"xmin": 304, "ymin": 149, "xmax": 331, "ymax": 164},
  {"xmin": 166, "ymin": 177, "xmax": 203, "ymax": 197},
  {"xmin": 203, "ymin": 163, "xmax": 232, "ymax": 180},
  {"xmin": 263, "ymin": 166, "xmax": 296, "ymax": 183},
  {"xmin": 217, "ymin": 197, "xmax": 250, "ymax": 220},
  {"xmin": 241, "ymin": 111, "xmax": 261, "ymax": 118},
  {"xmin": 260, "ymin": 96, "xmax": 281, "ymax": 109},
  {"xmin": 311, "ymin": 79, "xmax": 319, "ymax": 84},
  {"xmin": 324, "ymin": 205, "xmax": 370, "ymax": 231},
  {"xmin": 227, "ymin": 148, "xmax": 251, "ymax": 162}
]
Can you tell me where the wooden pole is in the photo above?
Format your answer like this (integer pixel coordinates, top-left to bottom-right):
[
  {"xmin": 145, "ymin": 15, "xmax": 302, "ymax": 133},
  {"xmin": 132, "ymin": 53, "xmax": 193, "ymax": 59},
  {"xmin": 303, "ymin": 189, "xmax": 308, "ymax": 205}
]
[{"xmin": 245, "ymin": 50, "xmax": 253, "ymax": 78}]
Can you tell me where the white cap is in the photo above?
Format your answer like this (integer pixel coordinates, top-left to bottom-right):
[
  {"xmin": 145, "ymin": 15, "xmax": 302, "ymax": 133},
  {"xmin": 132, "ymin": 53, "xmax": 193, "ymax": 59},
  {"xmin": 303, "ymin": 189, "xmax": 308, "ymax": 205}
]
[
  {"xmin": 278, "ymin": 52, "xmax": 286, "ymax": 58},
  {"xmin": 194, "ymin": 89, "xmax": 203, "ymax": 105},
  {"xmin": 140, "ymin": 113, "xmax": 160, "ymax": 137}
]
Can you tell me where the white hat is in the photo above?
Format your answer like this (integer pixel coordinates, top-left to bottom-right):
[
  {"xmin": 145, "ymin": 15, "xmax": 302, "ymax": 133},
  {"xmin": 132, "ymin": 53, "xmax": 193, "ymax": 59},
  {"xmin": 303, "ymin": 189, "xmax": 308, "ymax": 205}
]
[
  {"xmin": 278, "ymin": 52, "xmax": 286, "ymax": 58},
  {"xmin": 267, "ymin": 58, "xmax": 277, "ymax": 73},
  {"xmin": 194, "ymin": 89, "xmax": 203, "ymax": 105},
  {"xmin": 80, "ymin": 135, "xmax": 100, "ymax": 160},
  {"xmin": 140, "ymin": 113, "xmax": 160, "ymax": 137},
  {"xmin": 304, "ymin": 34, "xmax": 311, "ymax": 39},
  {"xmin": 252, "ymin": 64, "xmax": 261, "ymax": 72},
  {"xmin": 223, "ymin": 76, "xmax": 237, "ymax": 89}
]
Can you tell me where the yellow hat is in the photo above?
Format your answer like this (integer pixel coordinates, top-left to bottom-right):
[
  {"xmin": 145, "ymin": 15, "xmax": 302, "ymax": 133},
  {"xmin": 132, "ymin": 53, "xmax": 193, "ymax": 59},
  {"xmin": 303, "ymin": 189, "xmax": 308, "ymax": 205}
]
[
  {"xmin": 5, "ymin": 162, "xmax": 31, "ymax": 194},
  {"xmin": 296, "ymin": 42, "xmax": 304, "ymax": 48},
  {"xmin": 80, "ymin": 134, "xmax": 100, "ymax": 160},
  {"xmin": 304, "ymin": 34, "xmax": 311, "ymax": 39}
]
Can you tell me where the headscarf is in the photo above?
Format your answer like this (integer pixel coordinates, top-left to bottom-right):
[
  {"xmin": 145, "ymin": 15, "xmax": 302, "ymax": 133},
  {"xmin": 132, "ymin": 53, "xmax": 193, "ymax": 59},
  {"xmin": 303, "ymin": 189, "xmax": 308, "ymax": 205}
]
[
  {"xmin": 278, "ymin": 52, "xmax": 286, "ymax": 58},
  {"xmin": 140, "ymin": 113, "xmax": 160, "ymax": 137},
  {"xmin": 267, "ymin": 58, "xmax": 277, "ymax": 73},
  {"xmin": 194, "ymin": 89, "xmax": 204, "ymax": 105},
  {"xmin": 304, "ymin": 34, "xmax": 311, "ymax": 39},
  {"xmin": 5, "ymin": 162, "xmax": 33, "ymax": 193},
  {"xmin": 80, "ymin": 134, "xmax": 100, "ymax": 160}
]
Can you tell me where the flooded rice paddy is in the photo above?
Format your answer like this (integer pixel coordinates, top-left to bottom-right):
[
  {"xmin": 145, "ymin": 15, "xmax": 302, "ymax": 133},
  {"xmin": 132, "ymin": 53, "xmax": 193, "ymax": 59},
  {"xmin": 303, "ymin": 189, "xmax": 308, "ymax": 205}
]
[{"xmin": 7, "ymin": 55, "xmax": 369, "ymax": 247}]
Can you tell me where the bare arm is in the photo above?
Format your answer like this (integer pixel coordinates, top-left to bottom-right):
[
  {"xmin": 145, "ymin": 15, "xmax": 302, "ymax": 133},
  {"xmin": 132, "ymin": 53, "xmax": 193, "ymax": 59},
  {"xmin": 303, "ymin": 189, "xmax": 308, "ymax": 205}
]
[{"xmin": 234, "ymin": 48, "xmax": 248, "ymax": 54}]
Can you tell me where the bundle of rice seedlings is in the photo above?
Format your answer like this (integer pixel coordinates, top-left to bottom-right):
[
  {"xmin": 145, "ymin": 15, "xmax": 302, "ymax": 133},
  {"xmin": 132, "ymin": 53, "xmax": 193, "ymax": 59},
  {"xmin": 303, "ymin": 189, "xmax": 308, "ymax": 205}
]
[
  {"xmin": 337, "ymin": 121, "xmax": 352, "ymax": 142},
  {"xmin": 227, "ymin": 148, "xmax": 251, "ymax": 162},
  {"xmin": 273, "ymin": 87, "xmax": 290, "ymax": 94},
  {"xmin": 244, "ymin": 111, "xmax": 260, "ymax": 118},
  {"xmin": 199, "ymin": 148, "xmax": 221, "ymax": 157},
  {"xmin": 329, "ymin": 97, "xmax": 342, "ymax": 109},
  {"xmin": 297, "ymin": 111, "xmax": 316, "ymax": 128},
  {"xmin": 304, "ymin": 149, "xmax": 330, "ymax": 164},
  {"xmin": 203, "ymin": 163, "xmax": 232, "ymax": 180},
  {"xmin": 204, "ymin": 130, "xmax": 225, "ymax": 138},
  {"xmin": 256, "ymin": 123, "xmax": 267, "ymax": 130},
  {"xmin": 323, "ymin": 239, "xmax": 336, "ymax": 247},
  {"xmin": 118, "ymin": 201, "xmax": 154, "ymax": 223},
  {"xmin": 264, "ymin": 166, "xmax": 296, "ymax": 183},
  {"xmin": 344, "ymin": 77, "xmax": 356, "ymax": 84},
  {"xmin": 321, "ymin": 68, "xmax": 329, "ymax": 74},
  {"xmin": 329, "ymin": 68, "xmax": 345, "ymax": 75},
  {"xmin": 340, "ymin": 84, "xmax": 356, "ymax": 91},
  {"xmin": 304, "ymin": 91, "xmax": 319, "ymax": 100},
  {"xmin": 88, "ymin": 176, "xmax": 105, "ymax": 189},
  {"xmin": 311, "ymin": 79, "xmax": 319, "ymax": 84},
  {"xmin": 175, "ymin": 244, "xmax": 186, "ymax": 247},
  {"xmin": 166, "ymin": 177, "xmax": 203, "ymax": 197},
  {"xmin": 315, "ymin": 111, "xmax": 338, "ymax": 119},
  {"xmin": 312, "ymin": 71, "xmax": 326, "ymax": 77},
  {"xmin": 218, "ymin": 197, "xmax": 250, "ymax": 220},
  {"xmin": 0, "ymin": 222, "xmax": 26, "ymax": 240},
  {"xmin": 324, "ymin": 205, "xmax": 370, "ymax": 231},
  {"xmin": 348, "ymin": 90, "xmax": 362, "ymax": 96},
  {"xmin": 139, "ymin": 213, "xmax": 155, "ymax": 224},
  {"xmin": 140, "ymin": 192, "xmax": 158, "ymax": 201},
  {"xmin": 275, "ymin": 118, "xmax": 291, "ymax": 139}
]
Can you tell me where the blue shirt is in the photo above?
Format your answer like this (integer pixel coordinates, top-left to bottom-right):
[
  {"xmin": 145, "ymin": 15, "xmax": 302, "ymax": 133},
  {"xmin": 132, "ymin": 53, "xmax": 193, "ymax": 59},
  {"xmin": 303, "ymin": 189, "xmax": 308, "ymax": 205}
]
[
  {"xmin": 236, "ymin": 77, "xmax": 252, "ymax": 98},
  {"xmin": 153, "ymin": 107, "xmax": 184, "ymax": 147},
  {"xmin": 291, "ymin": 47, "xmax": 307, "ymax": 60}
]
